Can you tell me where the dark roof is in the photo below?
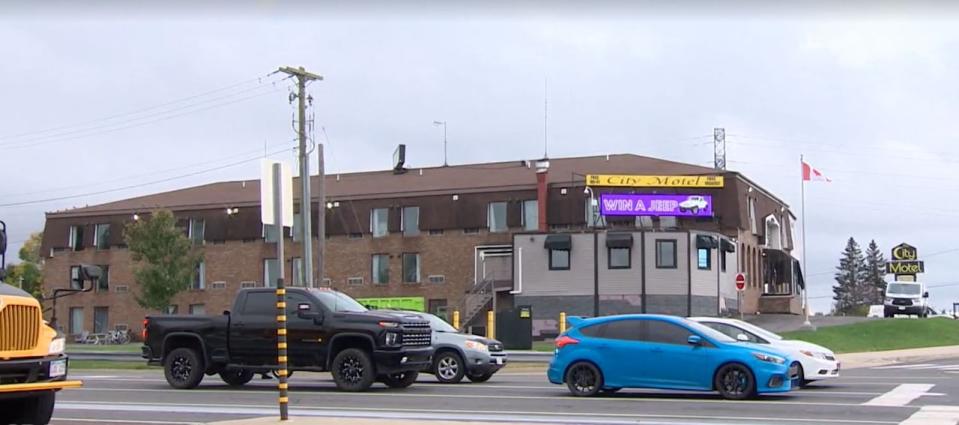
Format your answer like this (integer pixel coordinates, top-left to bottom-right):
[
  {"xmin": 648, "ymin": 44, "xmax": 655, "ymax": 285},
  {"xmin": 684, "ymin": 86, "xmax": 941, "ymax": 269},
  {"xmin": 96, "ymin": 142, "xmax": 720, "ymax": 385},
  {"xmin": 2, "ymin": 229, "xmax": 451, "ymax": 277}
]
[{"xmin": 47, "ymin": 153, "xmax": 720, "ymax": 218}]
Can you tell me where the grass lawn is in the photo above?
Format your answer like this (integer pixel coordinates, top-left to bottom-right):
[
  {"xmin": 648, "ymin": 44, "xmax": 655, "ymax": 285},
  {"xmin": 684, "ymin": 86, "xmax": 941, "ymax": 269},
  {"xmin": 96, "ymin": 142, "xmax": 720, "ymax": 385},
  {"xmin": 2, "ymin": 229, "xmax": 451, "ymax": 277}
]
[
  {"xmin": 70, "ymin": 360, "xmax": 154, "ymax": 370},
  {"xmin": 781, "ymin": 317, "xmax": 959, "ymax": 354},
  {"xmin": 532, "ymin": 340, "xmax": 555, "ymax": 352},
  {"xmin": 66, "ymin": 343, "xmax": 141, "ymax": 353}
]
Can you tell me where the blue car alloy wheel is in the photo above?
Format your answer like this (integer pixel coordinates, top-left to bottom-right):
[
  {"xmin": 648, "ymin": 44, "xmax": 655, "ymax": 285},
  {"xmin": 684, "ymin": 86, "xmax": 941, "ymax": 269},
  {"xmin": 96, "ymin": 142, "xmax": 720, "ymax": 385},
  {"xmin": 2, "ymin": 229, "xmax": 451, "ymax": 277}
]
[
  {"xmin": 715, "ymin": 363, "xmax": 756, "ymax": 400},
  {"xmin": 565, "ymin": 362, "xmax": 603, "ymax": 397}
]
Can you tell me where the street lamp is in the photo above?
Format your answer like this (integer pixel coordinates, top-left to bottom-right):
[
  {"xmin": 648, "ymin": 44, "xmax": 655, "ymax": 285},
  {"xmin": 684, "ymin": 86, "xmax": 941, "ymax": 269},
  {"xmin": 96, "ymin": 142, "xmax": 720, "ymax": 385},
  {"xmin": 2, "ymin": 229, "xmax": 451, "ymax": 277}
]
[{"xmin": 433, "ymin": 121, "xmax": 448, "ymax": 167}]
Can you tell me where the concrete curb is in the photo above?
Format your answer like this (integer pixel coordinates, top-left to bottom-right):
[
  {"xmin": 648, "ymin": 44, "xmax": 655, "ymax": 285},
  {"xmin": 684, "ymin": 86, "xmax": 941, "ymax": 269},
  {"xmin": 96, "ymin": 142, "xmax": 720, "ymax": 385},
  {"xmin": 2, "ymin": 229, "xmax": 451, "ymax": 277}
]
[{"xmin": 838, "ymin": 345, "xmax": 959, "ymax": 369}]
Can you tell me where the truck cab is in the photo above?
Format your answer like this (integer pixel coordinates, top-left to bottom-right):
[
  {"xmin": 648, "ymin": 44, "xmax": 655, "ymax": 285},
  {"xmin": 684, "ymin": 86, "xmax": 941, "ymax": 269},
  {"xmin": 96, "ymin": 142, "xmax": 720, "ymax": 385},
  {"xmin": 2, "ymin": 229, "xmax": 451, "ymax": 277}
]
[
  {"xmin": 0, "ymin": 220, "xmax": 83, "ymax": 424},
  {"xmin": 884, "ymin": 281, "xmax": 929, "ymax": 318}
]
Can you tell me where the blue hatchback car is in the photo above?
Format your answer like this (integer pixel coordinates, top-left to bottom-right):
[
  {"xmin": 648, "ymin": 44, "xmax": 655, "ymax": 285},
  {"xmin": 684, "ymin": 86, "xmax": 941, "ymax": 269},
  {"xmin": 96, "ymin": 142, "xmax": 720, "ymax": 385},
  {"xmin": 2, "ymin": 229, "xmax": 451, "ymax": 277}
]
[{"xmin": 548, "ymin": 314, "xmax": 796, "ymax": 400}]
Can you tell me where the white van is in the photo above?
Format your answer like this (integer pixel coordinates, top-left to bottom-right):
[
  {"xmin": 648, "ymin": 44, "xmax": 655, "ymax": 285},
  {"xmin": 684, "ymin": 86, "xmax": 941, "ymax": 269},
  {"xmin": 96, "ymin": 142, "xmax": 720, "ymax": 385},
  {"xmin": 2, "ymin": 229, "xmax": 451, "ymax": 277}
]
[{"xmin": 884, "ymin": 281, "xmax": 929, "ymax": 318}]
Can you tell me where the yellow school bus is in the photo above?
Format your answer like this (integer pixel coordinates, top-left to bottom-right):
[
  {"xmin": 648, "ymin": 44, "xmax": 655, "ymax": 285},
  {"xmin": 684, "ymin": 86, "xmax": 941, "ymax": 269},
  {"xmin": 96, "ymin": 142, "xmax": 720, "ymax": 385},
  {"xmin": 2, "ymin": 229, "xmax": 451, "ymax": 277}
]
[{"xmin": 0, "ymin": 221, "xmax": 82, "ymax": 424}]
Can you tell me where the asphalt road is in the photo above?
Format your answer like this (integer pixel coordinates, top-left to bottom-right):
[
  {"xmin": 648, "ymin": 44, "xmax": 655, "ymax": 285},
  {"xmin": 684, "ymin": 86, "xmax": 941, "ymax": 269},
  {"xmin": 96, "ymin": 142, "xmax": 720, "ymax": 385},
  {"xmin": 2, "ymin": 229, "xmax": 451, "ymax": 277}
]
[{"xmin": 51, "ymin": 358, "xmax": 959, "ymax": 425}]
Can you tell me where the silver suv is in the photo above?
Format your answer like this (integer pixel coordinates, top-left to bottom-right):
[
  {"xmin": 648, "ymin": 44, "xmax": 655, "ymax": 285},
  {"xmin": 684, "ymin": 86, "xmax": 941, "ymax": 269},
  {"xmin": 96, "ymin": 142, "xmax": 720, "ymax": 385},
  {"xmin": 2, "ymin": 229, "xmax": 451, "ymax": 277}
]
[{"xmin": 404, "ymin": 312, "xmax": 508, "ymax": 383}]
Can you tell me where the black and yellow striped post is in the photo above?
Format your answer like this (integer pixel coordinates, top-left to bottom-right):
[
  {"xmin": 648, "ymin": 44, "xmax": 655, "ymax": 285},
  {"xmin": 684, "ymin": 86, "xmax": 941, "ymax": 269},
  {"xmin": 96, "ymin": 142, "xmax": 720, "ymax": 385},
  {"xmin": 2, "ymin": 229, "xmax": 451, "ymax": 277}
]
[{"xmin": 276, "ymin": 280, "xmax": 289, "ymax": 420}]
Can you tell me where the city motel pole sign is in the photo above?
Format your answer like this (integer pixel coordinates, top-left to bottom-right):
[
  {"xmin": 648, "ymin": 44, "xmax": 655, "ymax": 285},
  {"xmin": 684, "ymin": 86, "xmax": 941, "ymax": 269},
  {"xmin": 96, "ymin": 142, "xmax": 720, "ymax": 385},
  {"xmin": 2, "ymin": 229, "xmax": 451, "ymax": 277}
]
[
  {"xmin": 887, "ymin": 242, "xmax": 923, "ymax": 281},
  {"xmin": 599, "ymin": 193, "xmax": 715, "ymax": 217},
  {"xmin": 586, "ymin": 174, "xmax": 724, "ymax": 188}
]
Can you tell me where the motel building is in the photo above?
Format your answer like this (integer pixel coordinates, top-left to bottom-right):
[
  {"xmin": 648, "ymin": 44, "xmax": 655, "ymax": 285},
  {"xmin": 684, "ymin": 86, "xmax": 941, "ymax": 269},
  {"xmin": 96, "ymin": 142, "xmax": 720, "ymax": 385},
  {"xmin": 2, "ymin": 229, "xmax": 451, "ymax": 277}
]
[{"xmin": 39, "ymin": 153, "xmax": 804, "ymax": 340}]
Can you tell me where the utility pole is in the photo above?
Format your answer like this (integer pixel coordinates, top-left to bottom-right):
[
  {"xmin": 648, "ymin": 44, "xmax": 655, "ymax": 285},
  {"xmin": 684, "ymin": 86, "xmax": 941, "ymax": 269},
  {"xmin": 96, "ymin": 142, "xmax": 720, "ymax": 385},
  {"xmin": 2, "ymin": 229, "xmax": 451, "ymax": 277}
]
[
  {"xmin": 316, "ymin": 142, "xmax": 325, "ymax": 285},
  {"xmin": 278, "ymin": 66, "xmax": 323, "ymax": 287}
]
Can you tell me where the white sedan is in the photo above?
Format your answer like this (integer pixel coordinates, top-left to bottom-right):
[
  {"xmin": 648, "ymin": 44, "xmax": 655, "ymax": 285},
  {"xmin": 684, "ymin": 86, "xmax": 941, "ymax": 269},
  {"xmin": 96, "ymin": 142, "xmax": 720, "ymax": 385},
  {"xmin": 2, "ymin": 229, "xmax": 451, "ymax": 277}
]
[{"xmin": 689, "ymin": 317, "xmax": 840, "ymax": 387}]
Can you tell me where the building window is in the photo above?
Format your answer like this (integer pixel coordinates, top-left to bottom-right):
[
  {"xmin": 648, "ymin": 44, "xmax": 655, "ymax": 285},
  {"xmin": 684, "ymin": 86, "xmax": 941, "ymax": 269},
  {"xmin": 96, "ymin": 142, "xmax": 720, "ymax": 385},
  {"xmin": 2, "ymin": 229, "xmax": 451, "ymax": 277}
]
[
  {"xmin": 68, "ymin": 225, "xmax": 84, "ymax": 251},
  {"xmin": 240, "ymin": 281, "xmax": 256, "ymax": 289},
  {"xmin": 69, "ymin": 307, "xmax": 84, "ymax": 335},
  {"xmin": 264, "ymin": 258, "xmax": 279, "ymax": 288},
  {"xmin": 193, "ymin": 261, "xmax": 206, "ymax": 290},
  {"xmin": 428, "ymin": 299, "xmax": 449, "ymax": 321},
  {"xmin": 372, "ymin": 254, "xmax": 390, "ymax": 285},
  {"xmin": 488, "ymin": 202, "xmax": 507, "ymax": 232},
  {"xmin": 428, "ymin": 229, "xmax": 444, "ymax": 236},
  {"xmin": 609, "ymin": 247, "xmax": 631, "ymax": 269},
  {"xmin": 189, "ymin": 304, "xmax": 205, "ymax": 315},
  {"xmin": 522, "ymin": 200, "xmax": 538, "ymax": 231},
  {"xmin": 463, "ymin": 228, "xmax": 480, "ymax": 235},
  {"xmin": 347, "ymin": 277, "xmax": 364, "ymax": 286},
  {"xmin": 263, "ymin": 224, "xmax": 280, "ymax": 243},
  {"xmin": 322, "ymin": 278, "xmax": 332, "ymax": 286},
  {"xmin": 402, "ymin": 253, "xmax": 420, "ymax": 283},
  {"xmin": 165, "ymin": 305, "xmax": 179, "ymax": 314},
  {"xmin": 93, "ymin": 307, "xmax": 109, "ymax": 334},
  {"xmin": 189, "ymin": 219, "xmax": 205, "ymax": 244},
  {"xmin": 348, "ymin": 233, "xmax": 363, "ymax": 239},
  {"xmin": 371, "ymin": 208, "xmax": 389, "ymax": 237},
  {"xmin": 96, "ymin": 265, "xmax": 110, "ymax": 292},
  {"xmin": 291, "ymin": 257, "xmax": 304, "ymax": 286},
  {"xmin": 428, "ymin": 275, "xmax": 446, "ymax": 284},
  {"xmin": 748, "ymin": 198, "xmax": 758, "ymax": 234},
  {"xmin": 549, "ymin": 249, "xmax": 570, "ymax": 271},
  {"xmin": 69, "ymin": 266, "xmax": 82, "ymax": 290},
  {"xmin": 655, "ymin": 240, "xmax": 677, "ymax": 269},
  {"xmin": 94, "ymin": 223, "xmax": 110, "ymax": 250},
  {"xmin": 402, "ymin": 206, "xmax": 420, "ymax": 236},
  {"xmin": 697, "ymin": 248, "xmax": 712, "ymax": 270}
]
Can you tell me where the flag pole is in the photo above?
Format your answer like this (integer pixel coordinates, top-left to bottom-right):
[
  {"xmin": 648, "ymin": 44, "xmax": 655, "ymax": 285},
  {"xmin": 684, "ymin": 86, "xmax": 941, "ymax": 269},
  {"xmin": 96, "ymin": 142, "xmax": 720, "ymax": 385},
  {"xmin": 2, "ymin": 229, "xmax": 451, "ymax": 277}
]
[{"xmin": 801, "ymin": 154, "xmax": 816, "ymax": 331}]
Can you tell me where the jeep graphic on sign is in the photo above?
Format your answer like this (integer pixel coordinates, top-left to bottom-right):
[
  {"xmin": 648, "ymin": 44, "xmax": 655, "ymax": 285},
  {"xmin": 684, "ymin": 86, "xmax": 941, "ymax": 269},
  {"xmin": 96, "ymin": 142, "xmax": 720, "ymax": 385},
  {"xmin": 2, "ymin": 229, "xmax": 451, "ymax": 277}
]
[{"xmin": 678, "ymin": 196, "xmax": 709, "ymax": 215}]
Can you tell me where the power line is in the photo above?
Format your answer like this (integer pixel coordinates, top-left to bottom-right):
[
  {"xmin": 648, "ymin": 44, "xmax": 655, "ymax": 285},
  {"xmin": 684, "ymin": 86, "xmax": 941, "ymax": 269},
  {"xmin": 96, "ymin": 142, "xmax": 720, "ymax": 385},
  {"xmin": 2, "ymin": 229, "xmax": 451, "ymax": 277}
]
[
  {"xmin": 2, "ymin": 83, "xmax": 289, "ymax": 150},
  {"xmin": 0, "ymin": 73, "xmax": 283, "ymax": 143},
  {"xmin": 1, "ymin": 139, "xmax": 297, "ymax": 199},
  {"xmin": 0, "ymin": 146, "xmax": 294, "ymax": 208}
]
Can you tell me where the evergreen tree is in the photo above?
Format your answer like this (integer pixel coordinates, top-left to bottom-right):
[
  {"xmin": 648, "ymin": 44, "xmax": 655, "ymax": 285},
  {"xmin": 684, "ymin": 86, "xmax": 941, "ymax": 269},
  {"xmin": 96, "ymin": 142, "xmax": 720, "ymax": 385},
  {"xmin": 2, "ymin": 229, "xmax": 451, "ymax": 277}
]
[
  {"xmin": 833, "ymin": 237, "xmax": 867, "ymax": 314},
  {"xmin": 863, "ymin": 240, "xmax": 887, "ymax": 305}
]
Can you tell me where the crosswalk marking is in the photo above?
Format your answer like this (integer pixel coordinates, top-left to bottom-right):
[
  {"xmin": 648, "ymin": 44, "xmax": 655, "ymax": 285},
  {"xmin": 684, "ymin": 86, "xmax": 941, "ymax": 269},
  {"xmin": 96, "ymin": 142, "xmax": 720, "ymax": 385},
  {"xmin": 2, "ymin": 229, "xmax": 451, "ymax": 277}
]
[
  {"xmin": 863, "ymin": 384, "xmax": 935, "ymax": 407},
  {"xmin": 899, "ymin": 405, "xmax": 959, "ymax": 425}
]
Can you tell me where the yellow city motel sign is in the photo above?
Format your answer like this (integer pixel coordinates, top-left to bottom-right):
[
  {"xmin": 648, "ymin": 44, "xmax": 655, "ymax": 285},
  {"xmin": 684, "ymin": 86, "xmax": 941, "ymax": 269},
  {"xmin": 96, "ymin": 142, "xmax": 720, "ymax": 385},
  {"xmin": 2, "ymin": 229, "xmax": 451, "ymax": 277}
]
[
  {"xmin": 886, "ymin": 260, "xmax": 924, "ymax": 274},
  {"xmin": 586, "ymin": 174, "xmax": 724, "ymax": 188}
]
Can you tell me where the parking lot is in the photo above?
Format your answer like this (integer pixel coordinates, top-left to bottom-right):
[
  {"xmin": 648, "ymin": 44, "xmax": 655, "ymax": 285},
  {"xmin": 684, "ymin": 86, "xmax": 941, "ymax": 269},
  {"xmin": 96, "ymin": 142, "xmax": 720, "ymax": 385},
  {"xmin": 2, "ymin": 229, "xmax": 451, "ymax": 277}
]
[{"xmin": 51, "ymin": 358, "xmax": 959, "ymax": 425}]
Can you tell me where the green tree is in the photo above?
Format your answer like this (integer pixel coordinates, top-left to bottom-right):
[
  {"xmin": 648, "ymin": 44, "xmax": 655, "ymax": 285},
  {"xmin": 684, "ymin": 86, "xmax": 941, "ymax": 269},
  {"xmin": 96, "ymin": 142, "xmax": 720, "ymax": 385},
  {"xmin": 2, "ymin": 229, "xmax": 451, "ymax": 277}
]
[
  {"xmin": 833, "ymin": 237, "xmax": 868, "ymax": 314},
  {"xmin": 4, "ymin": 232, "xmax": 44, "ymax": 301},
  {"xmin": 863, "ymin": 240, "xmax": 887, "ymax": 305},
  {"xmin": 124, "ymin": 210, "xmax": 202, "ymax": 312}
]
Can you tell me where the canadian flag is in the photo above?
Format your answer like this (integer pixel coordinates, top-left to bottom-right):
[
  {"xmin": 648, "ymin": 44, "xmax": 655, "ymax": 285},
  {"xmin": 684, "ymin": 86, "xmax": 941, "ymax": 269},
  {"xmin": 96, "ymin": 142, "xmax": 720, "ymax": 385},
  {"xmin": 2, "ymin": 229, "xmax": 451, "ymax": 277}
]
[{"xmin": 802, "ymin": 161, "xmax": 831, "ymax": 182}]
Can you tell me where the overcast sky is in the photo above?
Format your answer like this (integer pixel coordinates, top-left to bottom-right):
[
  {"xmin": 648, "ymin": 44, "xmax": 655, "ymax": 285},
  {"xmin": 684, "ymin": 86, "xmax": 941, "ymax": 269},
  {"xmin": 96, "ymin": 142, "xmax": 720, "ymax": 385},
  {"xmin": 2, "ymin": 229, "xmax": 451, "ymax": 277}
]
[{"xmin": 3, "ymin": 2, "xmax": 959, "ymax": 313}]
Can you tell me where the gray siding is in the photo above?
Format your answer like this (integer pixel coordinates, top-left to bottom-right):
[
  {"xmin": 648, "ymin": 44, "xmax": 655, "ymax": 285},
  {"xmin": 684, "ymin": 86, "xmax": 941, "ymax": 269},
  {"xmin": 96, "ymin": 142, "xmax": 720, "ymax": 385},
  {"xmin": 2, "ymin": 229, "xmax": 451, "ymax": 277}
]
[
  {"xmin": 597, "ymin": 232, "xmax": 642, "ymax": 295},
  {"xmin": 514, "ymin": 233, "xmax": 594, "ymax": 296},
  {"xmin": 644, "ymin": 232, "xmax": 688, "ymax": 296}
]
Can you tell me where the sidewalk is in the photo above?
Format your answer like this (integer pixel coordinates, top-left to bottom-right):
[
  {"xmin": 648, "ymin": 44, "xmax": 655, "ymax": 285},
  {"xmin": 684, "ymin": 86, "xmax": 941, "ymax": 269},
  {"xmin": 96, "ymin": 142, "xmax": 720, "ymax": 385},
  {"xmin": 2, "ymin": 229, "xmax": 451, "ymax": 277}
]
[
  {"xmin": 838, "ymin": 344, "xmax": 959, "ymax": 369},
  {"xmin": 211, "ymin": 418, "xmax": 533, "ymax": 425}
]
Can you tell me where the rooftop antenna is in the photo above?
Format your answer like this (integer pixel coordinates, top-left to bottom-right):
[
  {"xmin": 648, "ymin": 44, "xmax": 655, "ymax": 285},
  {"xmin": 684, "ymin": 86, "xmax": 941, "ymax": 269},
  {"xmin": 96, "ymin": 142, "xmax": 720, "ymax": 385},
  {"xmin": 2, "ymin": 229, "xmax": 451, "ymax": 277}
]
[{"xmin": 543, "ymin": 76, "xmax": 549, "ymax": 159}]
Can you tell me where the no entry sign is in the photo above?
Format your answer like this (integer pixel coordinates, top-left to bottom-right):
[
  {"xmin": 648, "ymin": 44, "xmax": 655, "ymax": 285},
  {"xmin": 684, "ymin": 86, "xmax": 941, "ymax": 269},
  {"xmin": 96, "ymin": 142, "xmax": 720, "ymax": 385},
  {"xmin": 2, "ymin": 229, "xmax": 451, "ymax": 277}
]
[{"xmin": 735, "ymin": 273, "xmax": 746, "ymax": 291}]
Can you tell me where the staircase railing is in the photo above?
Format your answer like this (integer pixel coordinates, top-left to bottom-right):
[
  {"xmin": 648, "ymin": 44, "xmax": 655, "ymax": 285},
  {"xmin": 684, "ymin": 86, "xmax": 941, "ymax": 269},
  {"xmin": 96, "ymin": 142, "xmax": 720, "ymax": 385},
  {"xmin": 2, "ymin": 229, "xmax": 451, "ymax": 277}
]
[{"xmin": 456, "ymin": 278, "xmax": 495, "ymax": 331}]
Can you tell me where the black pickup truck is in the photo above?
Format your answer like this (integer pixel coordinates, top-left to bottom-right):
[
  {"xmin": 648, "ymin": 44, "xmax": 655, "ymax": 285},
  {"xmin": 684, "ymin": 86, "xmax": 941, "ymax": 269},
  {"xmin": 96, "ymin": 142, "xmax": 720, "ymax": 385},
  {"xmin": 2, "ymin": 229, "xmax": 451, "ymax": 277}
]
[{"xmin": 142, "ymin": 288, "xmax": 433, "ymax": 392}]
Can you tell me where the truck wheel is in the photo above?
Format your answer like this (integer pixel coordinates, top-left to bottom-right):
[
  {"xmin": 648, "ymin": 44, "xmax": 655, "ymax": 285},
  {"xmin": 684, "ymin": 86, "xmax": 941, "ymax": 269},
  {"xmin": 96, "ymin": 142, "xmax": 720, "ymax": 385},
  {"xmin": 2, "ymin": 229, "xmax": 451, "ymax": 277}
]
[
  {"xmin": 220, "ymin": 369, "xmax": 255, "ymax": 386},
  {"xmin": 433, "ymin": 351, "xmax": 465, "ymax": 384},
  {"xmin": 467, "ymin": 372, "xmax": 494, "ymax": 383},
  {"xmin": 164, "ymin": 347, "xmax": 205, "ymax": 389},
  {"xmin": 382, "ymin": 371, "xmax": 419, "ymax": 388},
  {"xmin": 331, "ymin": 348, "xmax": 375, "ymax": 392}
]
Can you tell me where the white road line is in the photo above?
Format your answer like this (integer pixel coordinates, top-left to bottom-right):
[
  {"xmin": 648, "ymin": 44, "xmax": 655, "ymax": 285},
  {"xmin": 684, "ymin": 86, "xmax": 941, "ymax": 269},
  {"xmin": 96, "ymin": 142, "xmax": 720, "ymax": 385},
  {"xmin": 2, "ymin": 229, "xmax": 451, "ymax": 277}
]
[
  {"xmin": 52, "ymin": 418, "xmax": 198, "ymax": 425},
  {"xmin": 68, "ymin": 386, "xmax": 880, "ymax": 408},
  {"xmin": 863, "ymin": 384, "xmax": 936, "ymax": 407},
  {"xmin": 56, "ymin": 401, "xmax": 903, "ymax": 424},
  {"xmin": 899, "ymin": 405, "xmax": 959, "ymax": 425}
]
